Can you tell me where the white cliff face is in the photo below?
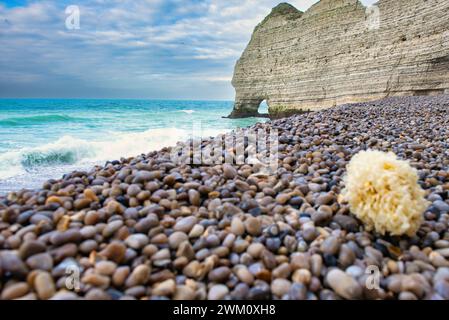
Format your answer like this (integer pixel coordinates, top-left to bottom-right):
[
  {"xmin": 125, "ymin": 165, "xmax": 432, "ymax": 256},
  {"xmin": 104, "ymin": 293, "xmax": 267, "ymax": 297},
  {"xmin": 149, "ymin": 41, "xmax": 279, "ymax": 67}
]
[{"xmin": 229, "ymin": 0, "xmax": 449, "ymax": 118}]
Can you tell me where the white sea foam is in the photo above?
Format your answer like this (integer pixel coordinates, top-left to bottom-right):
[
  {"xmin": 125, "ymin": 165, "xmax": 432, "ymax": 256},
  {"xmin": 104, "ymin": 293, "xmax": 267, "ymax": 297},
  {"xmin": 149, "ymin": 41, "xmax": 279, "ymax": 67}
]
[
  {"xmin": 181, "ymin": 110, "xmax": 195, "ymax": 114},
  {"xmin": 0, "ymin": 127, "xmax": 229, "ymax": 182}
]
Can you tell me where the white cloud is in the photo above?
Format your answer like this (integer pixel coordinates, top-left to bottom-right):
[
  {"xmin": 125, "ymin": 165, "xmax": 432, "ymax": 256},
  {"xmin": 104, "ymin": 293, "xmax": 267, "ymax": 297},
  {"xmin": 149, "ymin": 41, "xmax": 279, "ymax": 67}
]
[{"xmin": 0, "ymin": 0, "xmax": 351, "ymax": 99}]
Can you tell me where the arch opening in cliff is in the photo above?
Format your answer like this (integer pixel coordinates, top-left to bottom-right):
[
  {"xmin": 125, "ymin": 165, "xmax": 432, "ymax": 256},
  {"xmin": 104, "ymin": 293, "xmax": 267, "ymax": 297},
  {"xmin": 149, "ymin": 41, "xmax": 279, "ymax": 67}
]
[
  {"xmin": 259, "ymin": 99, "xmax": 269, "ymax": 114},
  {"xmin": 227, "ymin": 98, "xmax": 270, "ymax": 119}
]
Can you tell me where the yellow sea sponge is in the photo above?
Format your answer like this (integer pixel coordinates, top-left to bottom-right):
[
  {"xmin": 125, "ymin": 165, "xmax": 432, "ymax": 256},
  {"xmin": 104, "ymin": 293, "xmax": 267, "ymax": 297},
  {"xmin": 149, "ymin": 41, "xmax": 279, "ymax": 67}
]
[{"xmin": 341, "ymin": 150, "xmax": 429, "ymax": 236}]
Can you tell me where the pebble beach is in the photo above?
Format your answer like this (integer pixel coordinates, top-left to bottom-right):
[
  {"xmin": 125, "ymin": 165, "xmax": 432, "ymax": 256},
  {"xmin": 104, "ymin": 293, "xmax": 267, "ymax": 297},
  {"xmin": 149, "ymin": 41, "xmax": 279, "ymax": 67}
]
[{"xmin": 1, "ymin": 95, "xmax": 449, "ymax": 300}]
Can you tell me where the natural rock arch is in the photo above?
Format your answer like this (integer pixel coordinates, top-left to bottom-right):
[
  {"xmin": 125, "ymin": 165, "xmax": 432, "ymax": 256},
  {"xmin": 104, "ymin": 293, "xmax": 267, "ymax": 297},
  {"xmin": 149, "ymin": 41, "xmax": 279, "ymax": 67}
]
[{"xmin": 227, "ymin": 97, "xmax": 270, "ymax": 118}]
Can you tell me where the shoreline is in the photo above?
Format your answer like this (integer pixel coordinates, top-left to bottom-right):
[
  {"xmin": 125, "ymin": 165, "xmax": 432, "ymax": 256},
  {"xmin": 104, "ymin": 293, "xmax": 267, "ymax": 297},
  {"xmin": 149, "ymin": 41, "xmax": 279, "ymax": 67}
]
[
  {"xmin": 1, "ymin": 95, "xmax": 449, "ymax": 300},
  {"xmin": 0, "ymin": 99, "xmax": 270, "ymax": 194}
]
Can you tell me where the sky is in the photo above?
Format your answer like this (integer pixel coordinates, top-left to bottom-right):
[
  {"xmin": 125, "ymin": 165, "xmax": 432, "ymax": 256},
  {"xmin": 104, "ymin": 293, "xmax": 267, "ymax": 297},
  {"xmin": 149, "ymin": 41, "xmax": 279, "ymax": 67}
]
[{"xmin": 0, "ymin": 0, "xmax": 378, "ymax": 100}]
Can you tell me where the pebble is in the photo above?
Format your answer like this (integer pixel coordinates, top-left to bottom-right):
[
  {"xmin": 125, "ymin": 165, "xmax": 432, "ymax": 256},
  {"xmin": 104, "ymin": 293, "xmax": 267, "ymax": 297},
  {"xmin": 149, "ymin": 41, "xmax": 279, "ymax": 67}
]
[
  {"xmin": 298, "ymin": 164, "xmax": 308, "ymax": 174},
  {"xmin": 135, "ymin": 215, "xmax": 159, "ymax": 233},
  {"xmin": 124, "ymin": 286, "xmax": 146, "ymax": 298},
  {"xmin": 333, "ymin": 215, "xmax": 359, "ymax": 232},
  {"xmin": 96, "ymin": 261, "xmax": 117, "ymax": 276},
  {"xmin": 310, "ymin": 254, "xmax": 322, "ymax": 277},
  {"xmin": 430, "ymin": 252, "xmax": 449, "ymax": 267},
  {"xmin": 82, "ymin": 273, "xmax": 110, "ymax": 288},
  {"xmin": 133, "ymin": 170, "xmax": 159, "ymax": 183},
  {"xmin": 112, "ymin": 266, "xmax": 130, "ymax": 287},
  {"xmin": 231, "ymin": 283, "xmax": 249, "ymax": 300},
  {"xmin": 222, "ymin": 234, "xmax": 236, "ymax": 248},
  {"xmin": 174, "ymin": 285, "xmax": 196, "ymax": 300},
  {"xmin": 291, "ymin": 253, "xmax": 311, "ymax": 270},
  {"xmin": 289, "ymin": 283, "xmax": 307, "ymax": 300},
  {"xmin": 188, "ymin": 189, "xmax": 201, "ymax": 206},
  {"xmin": 107, "ymin": 201, "xmax": 125, "ymax": 215},
  {"xmin": 52, "ymin": 243, "xmax": 78, "ymax": 262},
  {"xmin": 26, "ymin": 253, "xmax": 53, "ymax": 271},
  {"xmin": 436, "ymin": 248, "xmax": 449, "ymax": 258},
  {"xmin": 206, "ymin": 234, "xmax": 220, "ymax": 248},
  {"xmin": 50, "ymin": 291, "xmax": 79, "ymax": 300},
  {"xmin": 74, "ymin": 198, "xmax": 91, "ymax": 210},
  {"xmin": 100, "ymin": 242, "xmax": 127, "ymax": 263},
  {"xmin": 272, "ymin": 263, "xmax": 291, "ymax": 279},
  {"xmin": 153, "ymin": 279, "xmax": 176, "ymax": 296},
  {"xmin": 312, "ymin": 208, "xmax": 332, "ymax": 225},
  {"xmin": 276, "ymin": 194, "xmax": 290, "ymax": 205},
  {"xmin": 34, "ymin": 272, "xmax": 56, "ymax": 300},
  {"xmin": 321, "ymin": 236, "xmax": 340, "ymax": 255},
  {"xmin": 126, "ymin": 265, "xmax": 151, "ymax": 287},
  {"xmin": 0, "ymin": 251, "xmax": 28, "ymax": 277},
  {"xmin": 247, "ymin": 243, "xmax": 265, "ymax": 258},
  {"xmin": 29, "ymin": 213, "xmax": 51, "ymax": 225},
  {"xmin": 80, "ymin": 226, "xmax": 97, "ymax": 239},
  {"xmin": 84, "ymin": 211, "xmax": 100, "ymax": 225},
  {"xmin": 244, "ymin": 217, "xmax": 262, "ymax": 236},
  {"xmin": 79, "ymin": 240, "xmax": 98, "ymax": 254},
  {"xmin": 183, "ymin": 261, "xmax": 201, "ymax": 279},
  {"xmin": 50, "ymin": 229, "xmax": 82, "ymax": 246},
  {"xmin": 1, "ymin": 282, "xmax": 30, "ymax": 300},
  {"xmin": 302, "ymin": 228, "xmax": 319, "ymax": 242},
  {"xmin": 169, "ymin": 232, "xmax": 189, "ymax": 249},
  {"xmin": 189, "ymin": 224, "xmax": 204, "ymax": 238},
  {"xmin": 248, "ymin": 285, "xmax": 270, "ymax": 300},
  {"xmin": 308, "ymin": 183, "xmax": 322, "ymax": 193},
  {"xmin": 289, "ymin": 196, "xmax": 303, "ymax": 206},
  {"xmin": 338, "ymin": 244, "xmax": 356, "ymax": 267},
  {"xmin": 85, "ymin": 289, "xmax": 111, "ymax": 300},
  {"xmin": 434, "ymin": 281, "xmax": 449, "ymax": 299},
  {"xmin": 266, "ymin": 238, "xmax": 281, "ymax": 252},
  {"xmin": 208, "ymin": 267, "xmax": 232, "ymax": 283},
  {"xmin": 433, "ymin": 200, "xmax": 449, "ymax": 213},
  {"xmin": 174, "ymin": 216, "xmax": 197, "ymax": 233},
  {"xmin": 326, "ymin": 269, "xmax": 362, "ymax": 300},
  {"xmin": 19, "ymin": 241, "xmax": 46, "ymax": 259},
  {"xmin": 271, "ymin": 279, "xmax": 292, "ymax": 297},
  {"xmin": 231, "ymin": 217, "xmax": 245, "ymax": 236},
  {"xmin": 399, "ymin": 291, "xmax": 418, "ymax": 300},
  {"xmin": 208, "ymin": 285, "xmax": 229, "ymax": 300},
  {"xmin": 84, "ymin": 188, "xmax": 98, "ymax": 202},
  {"xmin": 236, "ymin": 266, "xmax": 254, "ymax": 285},
  {"xmin": 435, "ymin": 240, "xmax": 449, "ymax": 249},
  {"xmin": 292, "ymin": 269, "xmax": 312, "ymax": 285},
  {"xmin": 223, "ymin": 164, "xmax": 237, "ymax": 180},
  {"xmin": 404, "ymin": 274, "xmax": 429, "ymax": 298},
  {"xmin": 176, "ymin": 242, "xmax": 195, "ymax": 261},
  {"xmin": 103, "ymin": 220, "xmax": 124, "ymax": 238},
  {"xmin": 315, "ymin": 193, "xmax": 334, "ymax": 206},
  {"xmin": 127, "ymin": 184, "xmax": 141, "ymax": 197},
  {"xmin": 125, "ymin": 234, "xmax": 149, "ymax": 250}
]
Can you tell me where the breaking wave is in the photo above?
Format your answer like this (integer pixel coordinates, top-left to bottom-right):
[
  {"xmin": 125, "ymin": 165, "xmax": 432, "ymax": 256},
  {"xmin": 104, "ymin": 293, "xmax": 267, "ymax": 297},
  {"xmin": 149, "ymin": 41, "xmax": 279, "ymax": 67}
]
[{"xmin": 0, "ymin": 127, "xmax": 227, "ymax": 180}]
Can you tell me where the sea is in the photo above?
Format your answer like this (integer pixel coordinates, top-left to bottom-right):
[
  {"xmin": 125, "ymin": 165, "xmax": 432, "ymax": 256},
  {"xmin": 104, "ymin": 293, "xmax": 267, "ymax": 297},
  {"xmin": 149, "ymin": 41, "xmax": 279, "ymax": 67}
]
[{"xmin": 0, "ymin": 99, "xmax": 269, "ymax": 194}]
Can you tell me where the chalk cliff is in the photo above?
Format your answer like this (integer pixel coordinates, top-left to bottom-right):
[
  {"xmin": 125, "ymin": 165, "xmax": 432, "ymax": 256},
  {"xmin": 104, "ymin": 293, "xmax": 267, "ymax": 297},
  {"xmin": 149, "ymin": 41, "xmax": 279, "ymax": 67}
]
[{"xmin": 228, "ymin": 0, "xmax": 449, "ymax": 118}]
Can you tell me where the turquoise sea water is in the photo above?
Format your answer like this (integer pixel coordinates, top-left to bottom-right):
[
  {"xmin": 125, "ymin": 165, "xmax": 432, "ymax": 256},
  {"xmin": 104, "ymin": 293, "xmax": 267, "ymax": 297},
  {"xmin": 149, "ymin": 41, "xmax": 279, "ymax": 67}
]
[{"xmin": 0, "ymin": 99, "xmax": 268, "ymax": 193}]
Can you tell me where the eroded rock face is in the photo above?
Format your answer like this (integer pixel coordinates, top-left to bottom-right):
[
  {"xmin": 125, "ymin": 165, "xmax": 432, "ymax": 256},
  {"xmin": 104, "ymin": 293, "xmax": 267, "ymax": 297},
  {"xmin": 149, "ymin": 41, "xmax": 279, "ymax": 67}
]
[{"xmin": 229, "ymin": 0, "xmax": 449, "ymax": 118}]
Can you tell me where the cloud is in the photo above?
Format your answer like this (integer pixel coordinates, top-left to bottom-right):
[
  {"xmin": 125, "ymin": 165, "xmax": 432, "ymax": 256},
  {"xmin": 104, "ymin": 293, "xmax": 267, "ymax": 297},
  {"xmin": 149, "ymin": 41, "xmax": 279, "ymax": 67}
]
[{"xmin": 0, "ymin": 0, "xmax": 378, "ymax": 99}]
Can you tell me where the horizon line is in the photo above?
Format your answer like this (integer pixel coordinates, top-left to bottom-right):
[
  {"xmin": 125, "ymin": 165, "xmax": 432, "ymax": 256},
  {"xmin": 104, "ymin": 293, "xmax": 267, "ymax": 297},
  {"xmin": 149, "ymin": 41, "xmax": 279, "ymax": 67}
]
[{"xmin": 0, "ymin": 97, "xmax": 235, "ymax": 102}]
